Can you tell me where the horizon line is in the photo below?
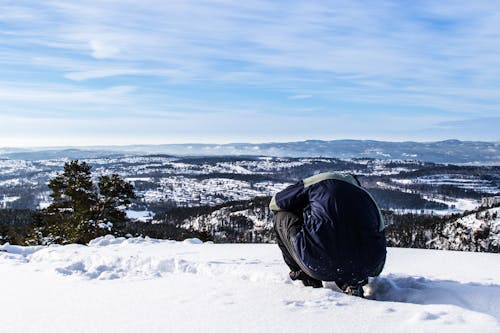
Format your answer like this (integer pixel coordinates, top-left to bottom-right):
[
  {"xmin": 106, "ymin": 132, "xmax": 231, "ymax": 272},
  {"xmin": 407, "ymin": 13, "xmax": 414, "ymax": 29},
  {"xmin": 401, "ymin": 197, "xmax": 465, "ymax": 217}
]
[{"xmin": 1, "ymin": 138, "xmax": 499, "ymax": 150}]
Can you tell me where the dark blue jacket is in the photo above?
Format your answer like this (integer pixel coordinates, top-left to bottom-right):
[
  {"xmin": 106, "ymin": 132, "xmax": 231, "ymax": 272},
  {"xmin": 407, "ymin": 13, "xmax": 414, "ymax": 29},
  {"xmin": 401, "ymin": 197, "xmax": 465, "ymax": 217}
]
[{"xmin": 270, "ymin": 173, "xmax": 386, "ymax": 283}]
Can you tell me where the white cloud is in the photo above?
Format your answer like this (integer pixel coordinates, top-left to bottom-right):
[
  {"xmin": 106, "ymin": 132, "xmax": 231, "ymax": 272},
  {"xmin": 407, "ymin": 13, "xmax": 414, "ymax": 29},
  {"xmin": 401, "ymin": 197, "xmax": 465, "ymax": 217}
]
[
  {"xmin": 64, "ymin": 68, "xmax": 183, "ymax": 81},
  {"xmin": 0, "ymin": 1, "xmax": 499, "ymax": 144},
  {"xmin": 288, "ymin": 95, "xmax": 312, "ymax": 100},
  {"xmin": 0, "ymin": 83, "xmax": 135, "ymax": 103},
  {"xmin": 89, "ymin": 39, "xmax": 120, "ymax": 59},
  {"xmin": 4, "ymin": 1, "xmax": 500, "ymax": 93}
]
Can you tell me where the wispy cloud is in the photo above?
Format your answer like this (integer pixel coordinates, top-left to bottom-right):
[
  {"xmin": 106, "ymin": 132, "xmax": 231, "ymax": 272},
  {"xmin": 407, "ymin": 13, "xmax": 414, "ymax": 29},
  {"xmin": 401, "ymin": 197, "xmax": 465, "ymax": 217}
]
[
  {"xmin": 88, "ymin": 40, "xmax": 120, "ymax": 59},
  {"xmin": 0, "ymin": 0, "xmax": 499, "ymax": 145},
  {"xmin": 64, "ymin": 68, "xmax": 184, "ymax": 81},
  {"xmin": 288, "ymin": 95, "xmax": 312, "ymax": 100}
]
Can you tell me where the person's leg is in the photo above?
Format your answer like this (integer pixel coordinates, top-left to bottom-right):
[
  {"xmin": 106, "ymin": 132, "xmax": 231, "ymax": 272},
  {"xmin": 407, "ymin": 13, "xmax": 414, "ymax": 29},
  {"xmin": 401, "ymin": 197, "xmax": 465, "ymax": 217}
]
[
  {"xmin": 370, "ymin": 254, "xmax": 386, "ymax": 277},
  {"xmin": 273, "ymin": 211, "xmax": 302, "ymax": 272},
  {"xmin": 274, "ymin": 211, "xmax": 323, "ymax": 288}
]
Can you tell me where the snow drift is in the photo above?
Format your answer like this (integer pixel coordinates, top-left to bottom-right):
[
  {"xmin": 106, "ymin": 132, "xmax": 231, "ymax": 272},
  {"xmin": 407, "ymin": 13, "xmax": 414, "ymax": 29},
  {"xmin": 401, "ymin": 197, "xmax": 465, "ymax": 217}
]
[{"xmin": 1, "ymin": 236, "xmax": 499, "ymax": 332}]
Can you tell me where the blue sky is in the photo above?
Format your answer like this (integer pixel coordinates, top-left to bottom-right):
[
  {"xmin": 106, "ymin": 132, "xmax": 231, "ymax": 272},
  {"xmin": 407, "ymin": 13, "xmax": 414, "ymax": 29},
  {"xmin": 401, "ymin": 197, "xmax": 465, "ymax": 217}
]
[{"xmin": 0, "ymin": 0, "xmax": 499, "ymax": 147}]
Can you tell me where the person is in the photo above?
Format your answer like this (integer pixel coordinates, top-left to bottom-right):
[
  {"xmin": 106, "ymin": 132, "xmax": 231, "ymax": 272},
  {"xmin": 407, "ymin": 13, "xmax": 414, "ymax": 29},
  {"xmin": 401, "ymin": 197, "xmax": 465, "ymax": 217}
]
[{"xmin": 270, "ymin": 172, "xmax": 386, "ymax": 297}]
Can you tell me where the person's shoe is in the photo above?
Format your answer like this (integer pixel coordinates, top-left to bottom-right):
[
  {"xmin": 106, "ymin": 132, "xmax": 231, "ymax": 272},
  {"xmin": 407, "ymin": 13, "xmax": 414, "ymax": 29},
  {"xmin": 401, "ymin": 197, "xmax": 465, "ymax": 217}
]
[
  {"xmin": 302, "ymin": 277, "xmax": 323, "ymax": 288},
  {"xmin": 289, "ymin": 270, "xmax": 323, "ymax": 288},
  {"xmin": 289, "ymin": 270, "xmax": 302, "ymax": 280},
  {"xmin": 340, "ymin": 283, "xmax": 365, "ymax": 298}
]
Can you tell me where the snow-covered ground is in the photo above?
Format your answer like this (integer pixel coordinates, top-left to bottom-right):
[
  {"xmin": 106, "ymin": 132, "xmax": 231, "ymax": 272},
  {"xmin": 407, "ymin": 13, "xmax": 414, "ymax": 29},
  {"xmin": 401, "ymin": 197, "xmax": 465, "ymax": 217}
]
[
  {"xmin": 125, "ymin": 209, "xmax": 154, "ymax": 222},
  {"xmin": 1, "ymin": 156, "xmax": 498, "ymax": 216},
  {"xmin": 390, "ymin": 198, "xmax": 481, "ymax": 216},
  {"xmin": 1, "ymin": 195, "xmax": 21, "ymax": 208},
  {"xmin": 141, "ymin": 176, "xmax": 290, "ymax": 206},
  {"xmin": 1, "ymin": 237, "xmax": 498, "ymax": 332},
  {"xmin": 379, "ymin": 179, "xmax": 484, "ymax": 214}
]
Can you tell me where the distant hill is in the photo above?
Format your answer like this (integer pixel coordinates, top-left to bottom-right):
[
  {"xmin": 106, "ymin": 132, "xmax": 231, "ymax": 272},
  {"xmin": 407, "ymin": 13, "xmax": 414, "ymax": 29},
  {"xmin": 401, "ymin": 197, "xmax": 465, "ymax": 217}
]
[{"xmin": 1, "ymin": 139, "xmax": 499, "ymax": 164}]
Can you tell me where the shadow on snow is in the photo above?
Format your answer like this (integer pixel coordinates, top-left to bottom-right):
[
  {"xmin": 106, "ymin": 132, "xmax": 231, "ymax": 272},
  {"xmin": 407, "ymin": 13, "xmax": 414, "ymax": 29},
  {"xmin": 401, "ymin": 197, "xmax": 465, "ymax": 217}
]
[{"xmin": 364, "ymin": 274, "xmax": 500, "ymax": 319}]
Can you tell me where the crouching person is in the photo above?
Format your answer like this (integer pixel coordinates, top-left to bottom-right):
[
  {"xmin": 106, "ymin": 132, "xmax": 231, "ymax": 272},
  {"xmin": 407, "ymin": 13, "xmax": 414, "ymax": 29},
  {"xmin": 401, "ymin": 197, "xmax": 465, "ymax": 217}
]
[{"xmin": 270, "ymin": 172, "xmax": 386, "ymax": 297}]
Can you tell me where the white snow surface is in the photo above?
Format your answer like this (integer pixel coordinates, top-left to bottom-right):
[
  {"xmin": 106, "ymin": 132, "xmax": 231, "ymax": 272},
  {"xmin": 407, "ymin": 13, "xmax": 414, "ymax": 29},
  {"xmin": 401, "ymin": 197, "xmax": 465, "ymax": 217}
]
[
  {"xmin": 1, "ymin": 236, "xmax": 499, "ymax": 333},
  {"xmin": 125, "ymin": 209, "xmax": 154, "ymax": 222}
]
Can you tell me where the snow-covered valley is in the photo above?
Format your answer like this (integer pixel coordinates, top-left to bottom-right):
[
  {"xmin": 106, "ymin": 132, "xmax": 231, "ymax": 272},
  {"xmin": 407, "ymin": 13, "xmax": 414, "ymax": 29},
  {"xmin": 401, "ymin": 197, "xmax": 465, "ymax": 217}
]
[
  {"xmin": 1, "ymin": 237, "xmax": 498, "ymax": 332},
  {"xmin": 0, "ymin": 155, "xmax": 498, "ymax": 216}
]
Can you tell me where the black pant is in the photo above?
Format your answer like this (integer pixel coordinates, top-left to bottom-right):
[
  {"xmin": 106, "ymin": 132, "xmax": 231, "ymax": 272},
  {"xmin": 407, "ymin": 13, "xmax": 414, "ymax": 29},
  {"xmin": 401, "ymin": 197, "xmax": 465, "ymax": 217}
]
[
  {"xmin": 273, "ymin": 211, "xmax": 308, "ymax": 273},
  {"xmin": 274, "ymin": 210, "xmax": 386, "ymax": 285}
]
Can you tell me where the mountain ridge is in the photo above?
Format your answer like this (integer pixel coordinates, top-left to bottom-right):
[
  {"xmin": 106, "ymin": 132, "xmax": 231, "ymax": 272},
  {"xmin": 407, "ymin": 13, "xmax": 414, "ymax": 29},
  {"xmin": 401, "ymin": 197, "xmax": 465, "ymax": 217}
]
[{"xmin": 1, "ymin": 139, "xmax": 499, "ymax": 164}]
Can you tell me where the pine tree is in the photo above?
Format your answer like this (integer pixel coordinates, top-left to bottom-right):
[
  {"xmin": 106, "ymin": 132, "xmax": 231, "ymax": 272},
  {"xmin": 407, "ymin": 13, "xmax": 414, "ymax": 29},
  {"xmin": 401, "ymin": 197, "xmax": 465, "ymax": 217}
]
[
  {"xmin": 32, "ymin": 160, "xmax": 135, "ymax": 245},
  {"xmin": 95, "ymin": 174, "xmax": 136, "ymax": 224}
]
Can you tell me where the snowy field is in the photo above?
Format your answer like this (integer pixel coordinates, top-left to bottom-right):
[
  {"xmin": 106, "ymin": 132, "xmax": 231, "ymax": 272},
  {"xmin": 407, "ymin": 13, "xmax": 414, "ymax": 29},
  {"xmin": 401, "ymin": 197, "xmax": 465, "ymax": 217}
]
[{"xmin": 1, "ymin": 237, "xmax": 499, "ymax": 333}]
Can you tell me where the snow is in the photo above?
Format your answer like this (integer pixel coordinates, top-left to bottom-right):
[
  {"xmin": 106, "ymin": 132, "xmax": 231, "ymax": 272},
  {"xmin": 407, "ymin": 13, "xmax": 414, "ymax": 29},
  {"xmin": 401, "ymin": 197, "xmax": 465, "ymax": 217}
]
[
  {"xmin": 1, "ymin": 195, "xmax": 20, "ymax": 208},
  {"xmin": 380, "ymin": 179, "xmax": 483, "ymax": 214},
  {"xmin": 142, "ymin": 176, "xmax": 290, "ymax": 207},
  {"xmin": 427, "ymin": 207, "xmax": 500, "ymax": 251},
  {"xmin": 415, "ymin": 174, "xmax": 499, "ymax": 194},
  {"xmin": 392, "ymin": 175, "xmax": 499, "ymax": 194},
  {"xmin": 0, "ymin": 178, "xmax": 22, "ymax": 187},
  {"xmin": 0, "ymin": 237, "xmax": 498, "ymax": 332},
  {"xmin": 1, "ymin": 155, "xmax": 497, "ymax": 214},
  {"xmin": 126, "ymin": 209, "xmax": 153, "ymax": 222},
  {"xmin": 125, "ymin": 177, "xmax": 153, "ymax": 182}
]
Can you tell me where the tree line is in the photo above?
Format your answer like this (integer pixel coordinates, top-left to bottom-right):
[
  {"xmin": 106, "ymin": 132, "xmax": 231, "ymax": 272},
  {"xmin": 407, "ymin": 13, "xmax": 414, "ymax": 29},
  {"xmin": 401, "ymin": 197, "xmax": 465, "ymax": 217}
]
[
  {"xmin": 1, "ymin": 160, "xmax": 498, "ymax": 252},
  {"xmin": 0, "ymin": 160, "xmax": 209, "ymax": 245}
]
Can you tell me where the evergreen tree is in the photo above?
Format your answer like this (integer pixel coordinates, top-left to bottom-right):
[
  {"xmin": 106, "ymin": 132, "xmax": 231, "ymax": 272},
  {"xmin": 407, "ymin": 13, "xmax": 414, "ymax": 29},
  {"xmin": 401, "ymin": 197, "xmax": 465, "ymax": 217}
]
[
  {"xmin": 96, "ymin": 174, "xmax": 136, "ymax": 223},
  {"xmin": 32, "ymin": 160, "xmax": 135, "ymax": 244}
]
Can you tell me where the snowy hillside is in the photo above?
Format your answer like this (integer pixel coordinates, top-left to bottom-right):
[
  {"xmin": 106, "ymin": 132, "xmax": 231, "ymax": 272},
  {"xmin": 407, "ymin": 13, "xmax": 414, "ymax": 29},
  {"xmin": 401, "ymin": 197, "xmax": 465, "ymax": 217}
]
[
  {"xmin": 385, "ymin": 206, "xmax": 500, "ymax": 252},
  {"xmin": 1, "ymin": 236, "xmax": 498, "ymax": 332},
  {"xmin": 428, "ymin": 207, "xmax": 500, "ymax": 252},
  {"xmin": 171, "ymin": 200, "xmax": 500, "ymax": 251}
]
